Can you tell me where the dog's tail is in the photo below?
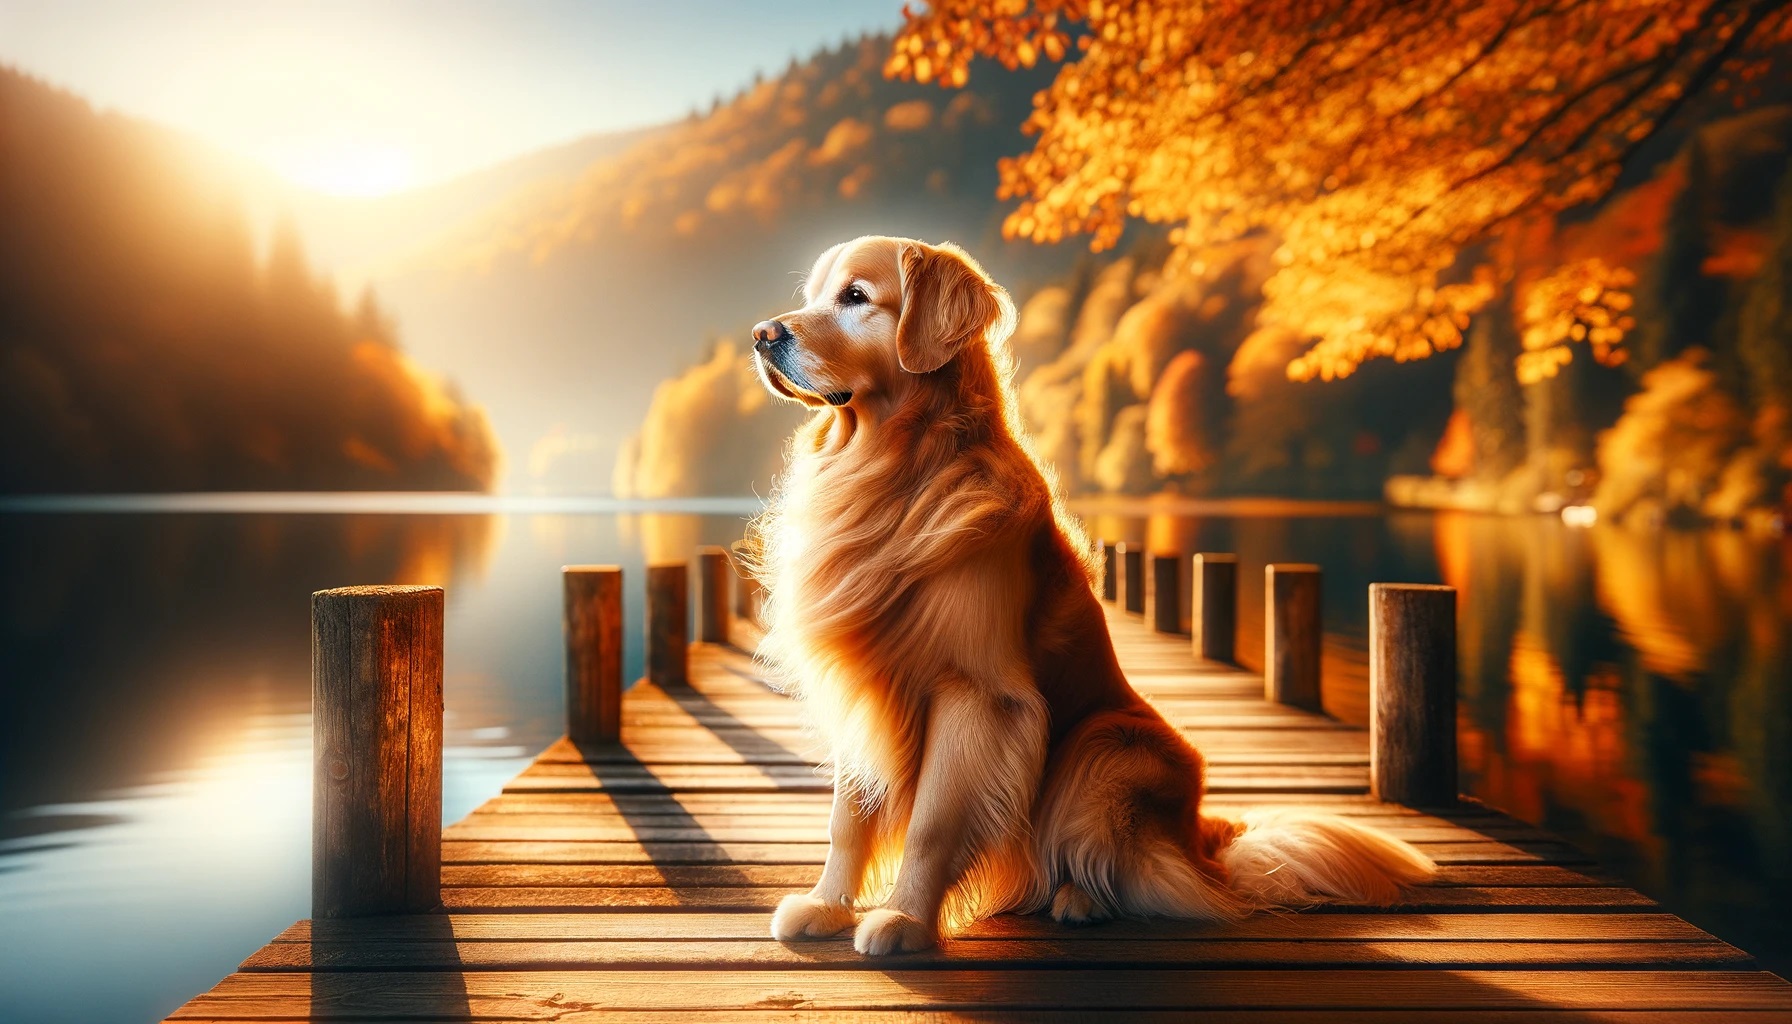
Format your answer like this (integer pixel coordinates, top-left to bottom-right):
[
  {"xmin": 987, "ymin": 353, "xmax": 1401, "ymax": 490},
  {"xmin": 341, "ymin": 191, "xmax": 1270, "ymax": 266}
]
[{"xmin": 1207, "ymin": 809, "xmax": 1437, "ymax": 910}]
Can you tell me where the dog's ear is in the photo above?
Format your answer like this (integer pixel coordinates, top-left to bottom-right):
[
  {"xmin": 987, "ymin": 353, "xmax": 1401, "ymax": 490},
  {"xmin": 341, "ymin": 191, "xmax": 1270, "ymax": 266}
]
[{"xmin": 895, "ymin": 242, "xmax": 1010, "ymax": 374}]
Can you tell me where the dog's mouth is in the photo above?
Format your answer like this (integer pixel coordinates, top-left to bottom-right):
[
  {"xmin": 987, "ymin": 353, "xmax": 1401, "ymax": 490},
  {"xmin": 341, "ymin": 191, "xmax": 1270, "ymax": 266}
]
[{"xmin": 754, "ymin": 339, "xmax": 852, "ymax": 407}]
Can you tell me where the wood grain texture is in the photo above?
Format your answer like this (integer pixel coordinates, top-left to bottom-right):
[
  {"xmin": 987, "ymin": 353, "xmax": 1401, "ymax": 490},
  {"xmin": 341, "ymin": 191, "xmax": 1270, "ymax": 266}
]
[
  {"xmin": 696, "ymin": 546, "xmax": 731, "ymax": 644},
  {"xmin": 563, "ymin": 567, "xmax": 622, "ymax": 744},
  {"xmin": 1265, "ymin": 564, "xmax": 1321, "ymax": 711},
  {"xmin": 645, "ymin": 563, "xmax": 688, "ymax": 686},
  {"xmin": 1118, "ymin": 543, "xmax": 1146, "ymax": 614},
  {"xmin": 310, "ymin": 585, "xmax": 443, "ymax": 919},
  {"xmin": 243, "ymin": 937, "xmax": 1752, "ymax": 971},
  {"xmin": 276, "ymin": 910, "xmax": 1711, "ymax": 944},
  {"xmin": 167, "ymin": 1011, "xmax": 1792, "ymax": 1024},
  {"xmin": 169, "ymin": 969, "xmax": 1792, "ymax": 1015},
  {"xmin": 1150, "ymin": 552, "xmax": 1181, "ymax": 634},
  {"xmin": 1370, "ymin": 583, "xmax": 1459, "ymax": 807},
  {"xmin": 169, "ymin": 576, "xmax": 1792, "ymax": 1022},
  {"xmin": 1192, "ymin": 552, "xmax": 1238, "ymax": 663}
]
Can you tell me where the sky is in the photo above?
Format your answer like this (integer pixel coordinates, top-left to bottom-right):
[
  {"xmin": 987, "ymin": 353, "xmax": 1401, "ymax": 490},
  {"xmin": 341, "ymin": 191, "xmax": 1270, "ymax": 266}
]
[{"xmin": 0, "ymin": 0, "xmax": 903, "ymax": 195}]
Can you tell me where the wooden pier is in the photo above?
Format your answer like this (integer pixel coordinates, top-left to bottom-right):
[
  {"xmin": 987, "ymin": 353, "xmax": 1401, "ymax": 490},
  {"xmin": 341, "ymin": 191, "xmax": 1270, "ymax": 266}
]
[{"xmin": 167, "ymin": 546, "xmax": 1792, "ymax": 1022}]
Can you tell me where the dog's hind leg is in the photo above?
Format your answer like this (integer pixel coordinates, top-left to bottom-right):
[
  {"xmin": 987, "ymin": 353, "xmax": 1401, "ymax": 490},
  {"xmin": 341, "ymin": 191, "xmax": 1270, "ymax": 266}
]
[
  {"xmin": 854, "ymin": 682, "xmax": 1047, "ymax": 955},
  {"xmin": 1035, "ymin": 707, "xmax": 1247, "ymax": 924},
  {"xmin": 771, "ymin": 779, "xmax": 884, "ymax": 940}
]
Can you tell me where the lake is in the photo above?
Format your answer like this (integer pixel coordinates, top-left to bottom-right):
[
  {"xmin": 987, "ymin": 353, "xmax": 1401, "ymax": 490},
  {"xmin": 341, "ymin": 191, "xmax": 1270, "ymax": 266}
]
[{"xmin": 1, "ymin": 495, "xmax": 1788, "ymax": 1021}]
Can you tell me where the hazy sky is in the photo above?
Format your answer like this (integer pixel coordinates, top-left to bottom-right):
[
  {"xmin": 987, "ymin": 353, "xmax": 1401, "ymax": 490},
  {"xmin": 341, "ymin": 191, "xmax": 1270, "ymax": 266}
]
[{"xmin": 0, "ymin": 0, "xmax": 902, "ymax": 195}]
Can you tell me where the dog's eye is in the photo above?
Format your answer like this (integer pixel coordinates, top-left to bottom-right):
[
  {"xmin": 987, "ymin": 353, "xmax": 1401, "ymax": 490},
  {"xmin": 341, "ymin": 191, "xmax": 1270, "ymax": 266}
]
[{"xmin": 839, "ymin": 285, "xmax": 869, "ymax": 307}]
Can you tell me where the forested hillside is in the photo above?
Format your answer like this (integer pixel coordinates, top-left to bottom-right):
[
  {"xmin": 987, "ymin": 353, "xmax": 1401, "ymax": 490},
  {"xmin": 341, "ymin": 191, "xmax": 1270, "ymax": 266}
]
[
  {"xmin": 0, "ymin": 68, "xmax": 497, "ymax": 493},
  {"xmin": 621, "ymin": 16, "xmax": 1792, "ymax": 521},
  {"xmin": 376, "ymin": 37, "xmax": 1071, "ymax": 492}
]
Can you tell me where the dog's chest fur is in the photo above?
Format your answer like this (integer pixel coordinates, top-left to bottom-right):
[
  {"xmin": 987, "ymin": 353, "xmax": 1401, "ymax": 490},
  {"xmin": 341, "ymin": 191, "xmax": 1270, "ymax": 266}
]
[{"xmin": 752, "ymin": 425, "xmax": 1040, "ymax": 801}]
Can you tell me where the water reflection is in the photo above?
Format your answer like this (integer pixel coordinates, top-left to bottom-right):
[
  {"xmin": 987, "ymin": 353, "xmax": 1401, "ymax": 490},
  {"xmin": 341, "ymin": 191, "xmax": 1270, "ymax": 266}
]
[
  {"xmin": 1, "ymin": 501, "xmax": 1788, "ymax": 1021},
  {"xmin": 0, "ymin": 507, "xmax": 754, "ymax": 1024},
  {"xmin": 1083, "ymin": 499, "xmax": 1792, "ymax": 977},
  {"xmin": 1, "ymin": 513, "xmax": 495, "ymax": 821},
  {"xmin": 1445, "ymin": 516, "xmax": 1792, "ymax": 980}
]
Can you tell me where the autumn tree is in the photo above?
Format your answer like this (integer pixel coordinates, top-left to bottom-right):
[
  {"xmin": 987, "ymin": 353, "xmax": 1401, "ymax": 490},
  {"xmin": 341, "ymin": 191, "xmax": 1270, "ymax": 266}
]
[
  {"xmin": 1739, "ymin": 162, "xmax": 1792, "ymax": 417},
  {"xmin": 889, "ymin": 0, "xmax": 1792, "ymax": 384},
  {"xmin": 1452, "ymin": 300, "xmax": 1528, "ymax": 480}
]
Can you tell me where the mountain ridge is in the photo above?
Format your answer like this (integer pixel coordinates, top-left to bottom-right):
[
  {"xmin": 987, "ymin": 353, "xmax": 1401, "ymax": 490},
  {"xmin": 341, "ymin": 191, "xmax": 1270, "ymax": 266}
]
[
  {"xmin": 0, "ymin": 65, "xmax": 498, "ymax": 493},
  {"xmin": 347, "ymin": 36, "xmax": 1084, "ymax": 492}
]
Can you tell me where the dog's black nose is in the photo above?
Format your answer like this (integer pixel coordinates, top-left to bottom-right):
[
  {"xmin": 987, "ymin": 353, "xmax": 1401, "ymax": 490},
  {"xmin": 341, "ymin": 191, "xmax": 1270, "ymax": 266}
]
[{"xmin": 752, "ymin": 320, "xmax": 789, "ymax": 348}]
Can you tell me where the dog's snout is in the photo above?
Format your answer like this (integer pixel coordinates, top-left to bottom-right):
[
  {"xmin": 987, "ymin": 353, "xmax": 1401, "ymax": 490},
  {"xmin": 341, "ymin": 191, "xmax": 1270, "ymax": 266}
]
[{"xmin": 752, "ymin": 320, "xmax": 789, "ymax": 350}]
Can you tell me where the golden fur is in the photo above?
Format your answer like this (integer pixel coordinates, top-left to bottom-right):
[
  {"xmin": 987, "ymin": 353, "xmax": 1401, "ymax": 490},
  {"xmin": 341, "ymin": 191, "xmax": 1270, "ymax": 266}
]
[{"xmin": 745, "ymin": 236, "xmax": 1435, "ymax": 955}]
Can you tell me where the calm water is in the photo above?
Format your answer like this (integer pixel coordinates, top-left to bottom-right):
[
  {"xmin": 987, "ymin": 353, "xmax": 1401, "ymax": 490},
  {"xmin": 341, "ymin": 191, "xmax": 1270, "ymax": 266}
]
[{"xmin": 0, "ymin": 496, "xmax": 1787, "ymax": 1021}]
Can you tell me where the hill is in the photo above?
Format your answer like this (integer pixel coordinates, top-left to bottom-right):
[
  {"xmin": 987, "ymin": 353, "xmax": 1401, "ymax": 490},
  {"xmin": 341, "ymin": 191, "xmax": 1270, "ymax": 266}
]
[
  {"xmin": 367, "ymin": 36, "xmax": 1076, "ymax": 492},
  {"xmin": 0, "ymin": 66, "xmax": 497, "ymax": 493},
  {"xmin": 251, "ymin": 125, "xmax": 663, "ymax": 289},
  {"xmin": 621, "ymin": 94, "xmax": 1792, "ymax": 516}
]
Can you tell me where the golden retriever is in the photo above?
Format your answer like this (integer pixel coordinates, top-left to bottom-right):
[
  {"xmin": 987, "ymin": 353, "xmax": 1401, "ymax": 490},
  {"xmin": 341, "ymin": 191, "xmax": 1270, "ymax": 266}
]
[{"xmin": 745, "ymin": 235, "xmax": 1434, "ymax": 955}]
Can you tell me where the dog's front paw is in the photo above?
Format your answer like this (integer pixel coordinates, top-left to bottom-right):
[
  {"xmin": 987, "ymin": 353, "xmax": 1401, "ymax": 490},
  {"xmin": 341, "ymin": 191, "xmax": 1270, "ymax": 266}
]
[
  {"xmin": 853, "ymin": 908, "xmax": 935, "ymax": 955},
  {"xmin": 1050, "ymin": 882, "xmax": 1108, "ymax": 925},
  {"xmin": 770, "ymin": 893, "xmax": 857, "ymax": 940}
]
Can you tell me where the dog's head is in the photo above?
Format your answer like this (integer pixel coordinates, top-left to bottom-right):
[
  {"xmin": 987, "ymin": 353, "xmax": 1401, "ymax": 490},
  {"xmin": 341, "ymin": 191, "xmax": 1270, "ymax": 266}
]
[{"xmin": 751, "ymin": 236, "xmax": 1015, "ymax": 410}]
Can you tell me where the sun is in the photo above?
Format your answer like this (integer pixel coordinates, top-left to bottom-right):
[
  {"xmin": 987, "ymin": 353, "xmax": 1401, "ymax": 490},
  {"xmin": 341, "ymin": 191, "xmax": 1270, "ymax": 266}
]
[{"xmin": 266, "ymin": 140, "xmax": 417, "ymax": 198}]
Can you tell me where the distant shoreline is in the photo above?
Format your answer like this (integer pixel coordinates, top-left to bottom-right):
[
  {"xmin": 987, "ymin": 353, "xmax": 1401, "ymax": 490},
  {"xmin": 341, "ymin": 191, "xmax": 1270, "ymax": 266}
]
[
  {"xmin": 1067, "ymin": 495, "xmax": 1387, "ymax": 518},
  {"xmin": 0, "ymin": 493, "xmax": 767, "ymax": 515},
  {"xmin": 0, "ymin": 491, "xmax": 1391, "ymax": 519},
  {"xmin": 9, "ymin": 492, "xmax": 1778, "ymax": 532}
]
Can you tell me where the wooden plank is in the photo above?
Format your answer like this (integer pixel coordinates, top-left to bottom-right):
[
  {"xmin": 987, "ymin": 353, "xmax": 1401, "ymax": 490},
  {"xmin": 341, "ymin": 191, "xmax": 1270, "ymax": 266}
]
[
  {"xmin": 505, "ymin": 762, "xmax": 1374, "ymax": 793},
  {"xmin": 167, "ymin": 969, "xmax": 1792, "ymax": 1016},
  {"xmin": 550, "ymin": 725, "xmax": 1375, "ymax": 752},
  {"xmin": 438, "ymin": 838, "xmax": 1594, "ymax": 866},
  {"xmin": 242, "ymin": 938, "xmax": 1752, "ymax": 971},
  {"xmin": 532, "ymin": 738, "xmax": 1374, "ymax": 767},
  {"xmin": 438, "ymin": 863, "xmax": 1619, "ymax": 889},
  {"xmin": 474, "ymin": 790, "xmax": 1421, "ymax": 815},
  {"xmin": 537, "ymin": 746, "xmax": 1372, "ymax": 768},
  {"xmin": 441, "ymin": 817, "xmax": 1555, "ymax": 845},
  {"xmin": 275, "ymin": 911, "xmax": 1719, "ymax": 944},
  {"xmin": 431, "ymin": 885, "xmax": 1656, "ymax": 912},
  {"xmin": 449, "ymin": 810, "xmax": 1538, "ymax": 838},
  {"xmin": 165, "ymin": 1011, "xmax": 1792, "ymax": 1024},
  {"xmin": 164, "ymin": 582, "xmax": 1792, "ymax": 1024}
]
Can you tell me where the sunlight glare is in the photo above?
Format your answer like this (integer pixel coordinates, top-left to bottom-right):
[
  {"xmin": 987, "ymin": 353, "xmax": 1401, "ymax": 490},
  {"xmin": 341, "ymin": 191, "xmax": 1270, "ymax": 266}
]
[
  {"xmin": 266, "ymin": 140, "xmax": 416, "ymax": 197},
  {"xmin": 1561, "ymin": 505, "xmax": 1598, "ymax": 528}
]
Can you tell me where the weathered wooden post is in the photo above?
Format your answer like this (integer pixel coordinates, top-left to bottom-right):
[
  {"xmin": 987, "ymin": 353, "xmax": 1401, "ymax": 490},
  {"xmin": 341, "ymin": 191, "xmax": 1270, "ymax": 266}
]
[
  {"xmin": 563, "ymin": 566, "xmax": 622, "ymax": 744},
  {"xmin": 1150, "ymin": 552, "xmax": 1181, "ymax": 634},
  {"xmin": 647, "ymin": 562, "xmax": 689, "ymax": 686},
  {"xmin": 697, "ymin": 546, "xmax": 731, "ymax": 644},
  {"xmin": 312, "ymin": 585, "xmax": 442, "ymax": 918},
  {"xmin": 1191, "ymin": 553, "xmax": 1237, "ymax": 663},
  {"xmin": 1265, "ymin": 563, "xmax": 1322, "ymax": 711},
  {"xmin": 730, "ymin": 539, "xmax": 763, "ymax": 624},
  {"xmin": 1100, "ymin": 540, "xmax": 1119, "ymax": 602},
  {"xmin": 1118, "ymin": 543, "xmax": 1145, "ymax": 614},
  {"xmin": 1370, "ymin": 583, "xmax": 1458, "ymax": 806}
]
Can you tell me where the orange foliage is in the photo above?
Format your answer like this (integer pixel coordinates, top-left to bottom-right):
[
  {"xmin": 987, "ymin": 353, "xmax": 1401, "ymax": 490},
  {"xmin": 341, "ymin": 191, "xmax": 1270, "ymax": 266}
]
[
  {"xmin": 441, "ymin": 38, "xmax": 1019, "ymax": 275},
  {"xmin": 1704, "ymin": 224, "xmax": 1772, "ymax": 277},
  {"xmin": 1431, "ymin": 409, "xmax": 1476, "ymax": 479},
  {"xmin": 891, "ymin": 0, "xmax": 1792, "ymax": 382},
  {"xmin": 1515, "ymin": 257, "xmax": 1637, "ymax": 383}
]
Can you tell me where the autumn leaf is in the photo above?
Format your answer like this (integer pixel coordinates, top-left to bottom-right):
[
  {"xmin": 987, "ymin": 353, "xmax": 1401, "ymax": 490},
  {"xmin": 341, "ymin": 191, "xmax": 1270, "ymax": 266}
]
[{"xmin": 890, "ymin": 0, "xmax": 1792, "ymax": 381}]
